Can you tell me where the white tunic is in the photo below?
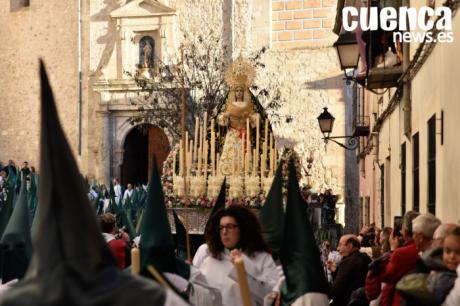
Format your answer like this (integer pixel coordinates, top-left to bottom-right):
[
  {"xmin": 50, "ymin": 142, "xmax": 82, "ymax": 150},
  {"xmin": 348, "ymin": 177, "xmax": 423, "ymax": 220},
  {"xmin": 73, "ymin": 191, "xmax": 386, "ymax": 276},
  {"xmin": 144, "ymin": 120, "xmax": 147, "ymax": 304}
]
[{"xmin": 193, "ymin": 244, "xmax": 281, "ymax": 306}]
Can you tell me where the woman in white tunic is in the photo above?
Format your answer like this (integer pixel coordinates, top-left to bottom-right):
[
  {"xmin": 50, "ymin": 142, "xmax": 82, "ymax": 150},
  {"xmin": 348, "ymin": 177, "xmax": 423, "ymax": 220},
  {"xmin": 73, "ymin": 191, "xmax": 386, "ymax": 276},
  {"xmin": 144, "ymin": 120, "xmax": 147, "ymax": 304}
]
[{"xmin": 193, "ymin": 205, "xmax": 281, "ymax": 306}]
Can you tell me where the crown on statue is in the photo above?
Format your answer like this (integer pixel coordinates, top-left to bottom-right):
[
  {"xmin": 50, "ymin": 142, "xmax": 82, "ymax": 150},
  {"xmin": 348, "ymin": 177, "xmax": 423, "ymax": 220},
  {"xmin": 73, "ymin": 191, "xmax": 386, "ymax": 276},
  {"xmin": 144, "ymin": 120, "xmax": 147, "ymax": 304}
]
[{"xmin": 224, "ymin": 56, "xmax": 255, "ymax": 89}]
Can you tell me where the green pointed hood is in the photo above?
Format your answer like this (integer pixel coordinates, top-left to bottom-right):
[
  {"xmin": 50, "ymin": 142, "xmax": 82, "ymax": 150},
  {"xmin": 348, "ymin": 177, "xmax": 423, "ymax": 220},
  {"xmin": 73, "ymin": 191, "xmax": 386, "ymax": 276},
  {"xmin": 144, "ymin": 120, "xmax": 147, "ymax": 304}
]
[
  {"xmin": 280, "ymin": 159, "xmax": 329, "ymax": 305},
  {"xmin": 172, "ymin": 209, "xmax": 187, "ymax": 261},
  {"xmin": 204, "ymin": 177, "xmax": 226, "ymax": 235},
  {"xmin": 27, "ymin": 174, "xmax": 39, "ymax": 226},
  {"xmin": 0, "ymin": 174, "xmax": 17, "ymax": 238},
  {"xmin": 139, "ymin": 153, "xmax": 175, "ymax": 272},
  {"xmin": 259, "ymin": 162, "xmax": 284, "ymax": 261},
  {"xmin": 0, "ymin": 182, "xmax": 32, "ymax": 283},
  {"xmin": 119, "ymin": 202, "xmax": 136, "ymax": 240}
]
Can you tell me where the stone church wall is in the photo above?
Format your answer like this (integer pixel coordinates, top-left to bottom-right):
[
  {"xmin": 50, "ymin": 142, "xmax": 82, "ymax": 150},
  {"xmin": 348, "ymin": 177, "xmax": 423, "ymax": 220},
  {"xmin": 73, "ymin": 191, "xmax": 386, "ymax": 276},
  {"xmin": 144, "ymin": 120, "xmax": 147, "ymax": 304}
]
[{"xmin": 0, "ymin": 0, "xmax": 80, "ymax": 170}]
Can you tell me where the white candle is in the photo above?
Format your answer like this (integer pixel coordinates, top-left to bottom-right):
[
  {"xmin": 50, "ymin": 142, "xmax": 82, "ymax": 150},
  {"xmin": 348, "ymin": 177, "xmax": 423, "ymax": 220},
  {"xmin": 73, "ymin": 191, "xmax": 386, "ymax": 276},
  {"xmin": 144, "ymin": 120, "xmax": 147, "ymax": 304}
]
[
  {"xmin": 269, "ymin": 134, "xmax": 273, "ymax": 176},
  {"xmin": 204, "ymin": 140, "xmax": 208, "ymax": 178},
  {"xmin": 234, "ymin": 257, "xmax": 253, "ymax": 306},
  {"xmin": 263, "ymin": 120, "xmax": 268, "ymax": 177},
  {"xmin": 245, "ymin": 152, "xmax": 249, "ymax": 176},
  {"xmin": 216, "ymin": 153, "xmax": 220, "ymax": 176},
  {"xmin": 185, "ymin": 132, "xmax": 189, "ymax": 175},
  {"xmin": 261, "ymin": 154, "xmax": 266, "ymax": 178},
  {"xmin": 211, "ymin": 119, "xmax": 215, "ymax": 176},
  {"xmin": 189, "ymin": 139, "xmax": 193, "ymax": 173},
  {"xmin": 173, "ymin": 149, "xmax": 176, "ymax": 175},
  {"xmin": 197, "ymin": 144, "xmax": 202, "ymax": 175},
  {"xmin": 236, "ymin": 146, "xmax": 240, "ymax": 175},
  {"xmin": 187, "ymin": 148, "xmax": 192, "ymax": 176},
  {"xmin": 242, "ymin": 137, "xmax": 246, "ymax": 175},
  {"xmin": 179, "ymin": 139, "xmax": 183, "ymax": 176},
  {"xmin": 203, "ymin": 112, "xmax": 208, "ymax": 149},
  {"xmin": 232, "ymin": 152, "xmax": 236, "ymax": 176},
  {"xmin": 194, "ymin": 117, "xmax": 199, "ymax": 162},
  {"xmin": 253, "ymin": 148, "xmax": 257, "ymax": 175},
  {"xmin": 256, "ymin": 115, "xmax": 260, "ymax": 174},
  {"xmin": 246, "ymin": 118, "xmax": 250, "ymax": 153},
  {"xmin": 264, "ymin": 119, "xmax": 268, "ymax": 143},
  {"xmin": 246, "ymin": 118, "xmax": 250, "ymax": 175},
  {"xmin": 131, "ymin": 248, "xmax": 140, "ymax": 275}
]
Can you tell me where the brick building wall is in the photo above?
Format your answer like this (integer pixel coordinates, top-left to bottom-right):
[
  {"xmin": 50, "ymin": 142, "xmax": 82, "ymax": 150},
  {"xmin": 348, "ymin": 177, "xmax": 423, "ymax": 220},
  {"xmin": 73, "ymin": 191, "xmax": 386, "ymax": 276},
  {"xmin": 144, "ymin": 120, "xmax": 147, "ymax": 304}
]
[{"xmin": 272, "ymin": 0, "xmax": 337, "ymax": 49}]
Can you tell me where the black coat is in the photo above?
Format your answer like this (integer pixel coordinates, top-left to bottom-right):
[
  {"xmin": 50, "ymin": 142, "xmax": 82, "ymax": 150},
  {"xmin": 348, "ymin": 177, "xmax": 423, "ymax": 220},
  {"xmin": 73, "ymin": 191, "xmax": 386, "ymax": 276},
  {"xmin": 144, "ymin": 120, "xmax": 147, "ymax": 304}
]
[{"xmin": 329, "ymin": 251, "xmax": 372, "ymax": 306}]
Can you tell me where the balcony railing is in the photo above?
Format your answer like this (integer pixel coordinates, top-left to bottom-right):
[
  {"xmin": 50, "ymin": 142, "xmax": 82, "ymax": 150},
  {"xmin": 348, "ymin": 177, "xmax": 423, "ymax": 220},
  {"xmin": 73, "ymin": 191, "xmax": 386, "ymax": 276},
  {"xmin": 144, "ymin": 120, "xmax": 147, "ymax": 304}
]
[{"xmin": 353, "ymin": 115, "xmax": 370, "ymax": 137}]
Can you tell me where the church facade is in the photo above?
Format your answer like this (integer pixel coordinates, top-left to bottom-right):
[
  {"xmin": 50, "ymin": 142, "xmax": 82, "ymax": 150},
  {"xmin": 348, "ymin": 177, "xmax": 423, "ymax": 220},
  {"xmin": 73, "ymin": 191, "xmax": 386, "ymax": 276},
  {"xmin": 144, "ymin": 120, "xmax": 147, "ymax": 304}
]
[{"xmin": 0, "ymin": 0, "xmax": 359, "ymax": 231}]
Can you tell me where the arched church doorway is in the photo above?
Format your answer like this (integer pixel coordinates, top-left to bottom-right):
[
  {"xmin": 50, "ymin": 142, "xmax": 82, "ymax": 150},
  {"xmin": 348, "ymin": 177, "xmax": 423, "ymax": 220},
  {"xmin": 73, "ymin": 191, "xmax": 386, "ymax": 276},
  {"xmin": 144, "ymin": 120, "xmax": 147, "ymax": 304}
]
[{"xmin": 121, "ymin": 125, "xmax": 170, "ymax": 186}]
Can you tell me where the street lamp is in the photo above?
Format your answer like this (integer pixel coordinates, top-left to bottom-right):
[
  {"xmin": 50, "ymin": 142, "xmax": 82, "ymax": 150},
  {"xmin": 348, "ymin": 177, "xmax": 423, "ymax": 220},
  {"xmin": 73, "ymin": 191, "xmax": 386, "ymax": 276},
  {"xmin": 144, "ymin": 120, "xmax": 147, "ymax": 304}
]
[
  {"xmin": 333, "ymin": 31, "xmax": 359, "ymax": 70},
  {"xmin": 317, "ymin": 107, "xmax": 358, "ymax": 151},
  {"xmin": 333, "ymin": 31, "xmax": 360, "ymax": 83},
  {"xmin": 317, "ymin": 107, "xmax": 335, "ymax": 138}
]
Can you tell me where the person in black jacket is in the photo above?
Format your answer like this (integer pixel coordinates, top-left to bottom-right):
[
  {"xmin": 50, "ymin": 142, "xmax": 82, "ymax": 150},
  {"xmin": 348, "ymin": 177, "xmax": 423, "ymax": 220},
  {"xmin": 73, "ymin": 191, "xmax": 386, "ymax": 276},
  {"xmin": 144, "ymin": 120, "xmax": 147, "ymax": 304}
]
[{"xmin": 328, "ymin": 234, "xmax": 371, "ymax": 306}]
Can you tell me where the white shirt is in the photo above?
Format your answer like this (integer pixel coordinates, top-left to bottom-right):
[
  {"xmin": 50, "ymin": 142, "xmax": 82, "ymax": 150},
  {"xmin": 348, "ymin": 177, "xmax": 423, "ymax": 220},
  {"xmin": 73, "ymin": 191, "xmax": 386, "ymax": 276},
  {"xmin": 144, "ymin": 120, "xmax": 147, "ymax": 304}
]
[
  {"xmin": 114, "ymin": 184, "xmax": 122, "ymax": 205},
  {"xmin": 123, "ymin": 189, "xmax": 133, "ymax": 203},
  {"xmin": 193, "ymin": 244, "xmax": 281, "ymax": 306}
]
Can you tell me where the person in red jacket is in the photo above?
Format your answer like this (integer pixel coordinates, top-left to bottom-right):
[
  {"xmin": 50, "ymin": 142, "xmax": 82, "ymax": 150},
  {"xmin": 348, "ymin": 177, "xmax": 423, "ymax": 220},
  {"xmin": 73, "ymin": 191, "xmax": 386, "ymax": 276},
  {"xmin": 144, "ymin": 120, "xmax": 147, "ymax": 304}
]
[
  {"xmin": 99, "ymin": 213, "xmax": 130, "ymax": 269},
  {"xmin": 379, "ymin": 211, "xmax": 420, "ymax": 306}
]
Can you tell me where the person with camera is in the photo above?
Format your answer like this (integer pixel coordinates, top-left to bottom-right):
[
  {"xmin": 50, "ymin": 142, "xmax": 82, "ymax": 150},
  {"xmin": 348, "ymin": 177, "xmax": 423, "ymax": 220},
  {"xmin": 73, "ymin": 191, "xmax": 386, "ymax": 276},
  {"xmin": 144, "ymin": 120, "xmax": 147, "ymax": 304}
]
[{"xmin": 99, "ymin": 213, "xmax": 131, "ymax": 269}]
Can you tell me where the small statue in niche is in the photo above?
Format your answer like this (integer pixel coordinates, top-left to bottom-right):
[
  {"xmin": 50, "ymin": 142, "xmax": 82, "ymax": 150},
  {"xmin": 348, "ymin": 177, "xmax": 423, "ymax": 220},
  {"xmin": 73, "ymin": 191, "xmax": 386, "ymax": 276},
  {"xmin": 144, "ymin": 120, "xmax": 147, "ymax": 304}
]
[{"xmin": 142, "ymin": 42, "xmax": 153, "ymax": 68}]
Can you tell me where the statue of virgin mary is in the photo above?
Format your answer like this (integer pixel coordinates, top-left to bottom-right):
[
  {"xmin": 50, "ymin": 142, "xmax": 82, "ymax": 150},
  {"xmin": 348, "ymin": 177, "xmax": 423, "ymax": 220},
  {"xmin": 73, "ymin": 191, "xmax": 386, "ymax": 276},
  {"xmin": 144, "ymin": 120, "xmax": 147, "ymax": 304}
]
[{"xmin": 212, "ymin": 56, "xmax": 272, "ymax": 177}]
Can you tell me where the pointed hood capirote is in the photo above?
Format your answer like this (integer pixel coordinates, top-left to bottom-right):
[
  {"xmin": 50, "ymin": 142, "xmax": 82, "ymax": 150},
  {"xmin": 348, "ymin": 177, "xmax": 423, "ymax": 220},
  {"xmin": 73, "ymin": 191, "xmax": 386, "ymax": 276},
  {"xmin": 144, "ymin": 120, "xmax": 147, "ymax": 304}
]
[
  {"xmin": 0, "ymin": 61, "xmax": 170, "ymax": 306},
  {"xmin": 0, "ymin": 182, "xmax": 32, "ymax": 283},
  {"xmin": 139, "ymin": 153, "xmax": 175, "ymax": 271},
  {"xmin": 280, "ymin": 159, "xmax": 329, "ymax": 305},
  {"xmin": 32, "ymin": 61, "xmax": 116, "ymax": 275},
  {"xmin": 204, "ymin": 177, "xmax": 226, "ymax": 235},
  {"xmin": 259, "ymin": 161, "xmax": 284, "ymax": 261},
  {"xmin": 172, "ymin": 209, "xmax": 187, "ymax": 261}
]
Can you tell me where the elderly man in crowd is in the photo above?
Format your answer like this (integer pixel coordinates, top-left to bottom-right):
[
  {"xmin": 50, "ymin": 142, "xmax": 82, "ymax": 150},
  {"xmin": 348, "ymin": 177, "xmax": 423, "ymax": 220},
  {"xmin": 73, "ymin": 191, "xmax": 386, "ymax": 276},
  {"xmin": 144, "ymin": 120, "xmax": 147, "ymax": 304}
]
[
  {"xmin": 412, "ymin": 213, "xmax": 442, "ymax": 255},
  {"xmin": 432, "ymin": 223, "xmax": 459, "ymax": 249},
  {"xmin": 328, "ymin": 234, "xmax": 371, "ymax": 306}
]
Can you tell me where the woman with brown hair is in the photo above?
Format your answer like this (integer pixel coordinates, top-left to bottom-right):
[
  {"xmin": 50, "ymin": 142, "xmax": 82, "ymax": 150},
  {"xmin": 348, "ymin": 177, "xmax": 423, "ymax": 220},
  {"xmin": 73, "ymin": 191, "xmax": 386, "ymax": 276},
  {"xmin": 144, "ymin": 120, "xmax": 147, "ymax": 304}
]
[{"xmin": 193, "ymin": 205, "xmax": 282, "ymax": 306}]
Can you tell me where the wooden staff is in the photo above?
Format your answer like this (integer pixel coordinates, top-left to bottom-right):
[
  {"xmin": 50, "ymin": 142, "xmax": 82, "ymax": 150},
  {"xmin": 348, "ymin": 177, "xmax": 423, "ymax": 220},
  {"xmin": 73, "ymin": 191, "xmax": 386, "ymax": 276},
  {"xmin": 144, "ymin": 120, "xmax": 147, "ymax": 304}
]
[
  {"xmin": 147, "ymin": 265, "xmax": 173, "ymax": 290},
  {"xmin": 234, "ymin": 256, "xmax": 253, "ymax": 306}
]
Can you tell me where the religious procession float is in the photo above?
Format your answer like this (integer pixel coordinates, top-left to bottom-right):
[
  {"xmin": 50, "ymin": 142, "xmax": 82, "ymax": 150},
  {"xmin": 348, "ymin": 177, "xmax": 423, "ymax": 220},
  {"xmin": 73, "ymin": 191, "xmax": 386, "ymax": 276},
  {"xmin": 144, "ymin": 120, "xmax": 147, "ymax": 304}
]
[{"xmin": 161, "ymin": 56, "xmax": 303, "ymax": 234}]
